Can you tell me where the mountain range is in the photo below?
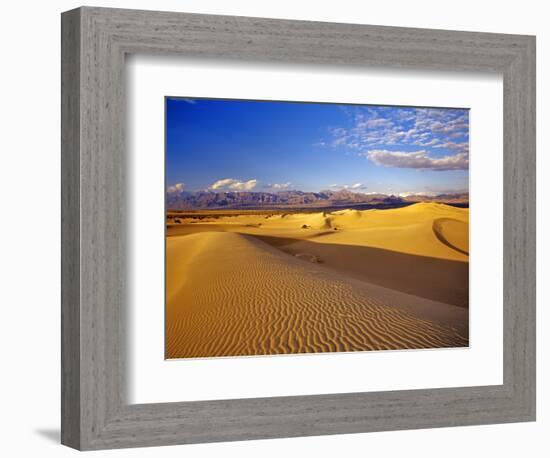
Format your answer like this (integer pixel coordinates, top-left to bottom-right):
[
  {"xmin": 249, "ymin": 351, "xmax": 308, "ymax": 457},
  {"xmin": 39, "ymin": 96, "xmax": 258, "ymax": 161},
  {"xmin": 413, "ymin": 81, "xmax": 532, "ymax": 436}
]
[{"xmin": 166, "ymin": 189, "xmax": 469, "ymax": 210}]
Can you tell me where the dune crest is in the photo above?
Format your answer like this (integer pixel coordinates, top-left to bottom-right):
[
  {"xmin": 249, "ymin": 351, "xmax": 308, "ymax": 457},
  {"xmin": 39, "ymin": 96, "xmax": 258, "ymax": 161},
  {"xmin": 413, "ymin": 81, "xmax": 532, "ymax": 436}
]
[{"xmin": 433, "ymin": 218, "xmax": 469, "ymax": 255}]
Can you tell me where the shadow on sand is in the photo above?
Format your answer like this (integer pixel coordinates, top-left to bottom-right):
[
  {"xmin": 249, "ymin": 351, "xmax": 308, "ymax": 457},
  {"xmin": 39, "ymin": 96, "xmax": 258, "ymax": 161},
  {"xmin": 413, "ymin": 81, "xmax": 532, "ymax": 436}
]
[{"xmin": 250, "ymin": 234, "xmax": 469, "ymax": 308}]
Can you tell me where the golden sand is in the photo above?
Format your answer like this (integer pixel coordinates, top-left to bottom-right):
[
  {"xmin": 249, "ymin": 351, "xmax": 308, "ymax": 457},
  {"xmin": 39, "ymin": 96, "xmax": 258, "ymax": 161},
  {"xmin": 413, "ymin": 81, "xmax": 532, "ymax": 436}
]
[{"xmin": 166, "ymin": 203, "xmax": 469, "ymax": 359}]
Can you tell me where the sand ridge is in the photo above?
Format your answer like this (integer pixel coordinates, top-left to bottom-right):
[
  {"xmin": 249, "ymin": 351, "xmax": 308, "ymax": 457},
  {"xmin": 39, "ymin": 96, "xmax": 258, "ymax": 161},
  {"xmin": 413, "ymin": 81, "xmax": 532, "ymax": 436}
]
[
  {"xmin": 168, "ymin": 202, "xmax": 469, "ymax": 261},
  {"xmin": 433, "ymin": 217, "xmax": 469, "ymax": 256}
]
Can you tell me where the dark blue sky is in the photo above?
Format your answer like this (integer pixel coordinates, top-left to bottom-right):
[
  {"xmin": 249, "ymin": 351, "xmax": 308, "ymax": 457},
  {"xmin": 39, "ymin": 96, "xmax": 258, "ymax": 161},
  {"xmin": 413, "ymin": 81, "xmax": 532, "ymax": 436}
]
[{"xmin": 166, "ymin": 97, "xmax": 469, "ymax": 196}]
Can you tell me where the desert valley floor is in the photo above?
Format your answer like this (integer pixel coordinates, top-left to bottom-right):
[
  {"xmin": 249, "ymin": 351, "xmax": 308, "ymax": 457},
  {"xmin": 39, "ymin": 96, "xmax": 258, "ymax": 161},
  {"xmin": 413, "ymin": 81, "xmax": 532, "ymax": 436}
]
[{"xmin": 165, "ymin": 202, "xmax": 469, "ymax": 359}]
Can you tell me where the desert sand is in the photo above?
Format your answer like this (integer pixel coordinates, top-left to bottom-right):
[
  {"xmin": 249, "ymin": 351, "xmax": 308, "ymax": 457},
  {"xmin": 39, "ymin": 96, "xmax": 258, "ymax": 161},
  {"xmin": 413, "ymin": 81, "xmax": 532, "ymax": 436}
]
[{"xmin": 166, "ymin": 202, "xmax": 469, "ymax": 359}]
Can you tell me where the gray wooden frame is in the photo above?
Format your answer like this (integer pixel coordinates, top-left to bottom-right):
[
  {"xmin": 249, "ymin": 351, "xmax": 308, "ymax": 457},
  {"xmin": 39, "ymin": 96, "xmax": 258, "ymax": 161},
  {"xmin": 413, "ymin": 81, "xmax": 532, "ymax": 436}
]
[{"xmin": 61, "ymin": 6, "xmax": 536, "ymax": 451}]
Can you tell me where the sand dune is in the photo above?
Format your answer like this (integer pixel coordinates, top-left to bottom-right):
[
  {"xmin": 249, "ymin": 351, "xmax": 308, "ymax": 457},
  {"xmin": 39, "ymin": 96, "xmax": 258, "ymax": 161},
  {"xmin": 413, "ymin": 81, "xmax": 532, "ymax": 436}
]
[
  {"xmin": 166, "ymin": 231, "xmax": 468, "ymax": 359},
  {"xmin": 250, "ymin": 235, "xmax": 468, "ymax": 308},
  {"xmin": 167, "ymin": 203, "xmax": 469, "ymax": 307},
  {"xmin": 168, "ymin": 202, "xmax": 469, "ymax": 261},
  {"xmin": 433, "ymin": 217, "xmax": 469, "ymax": 256}
]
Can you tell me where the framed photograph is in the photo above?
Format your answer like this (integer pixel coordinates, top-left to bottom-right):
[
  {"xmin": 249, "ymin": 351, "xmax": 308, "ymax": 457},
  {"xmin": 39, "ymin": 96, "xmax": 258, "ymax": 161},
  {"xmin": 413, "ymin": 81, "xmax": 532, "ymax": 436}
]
[
  {"xmin": 164, "ymin": 98, "xmax": 470, "ymax": 359},
  {"xmin": 61, "ymin": 6, "xmax": 536, "ymax": 450}
]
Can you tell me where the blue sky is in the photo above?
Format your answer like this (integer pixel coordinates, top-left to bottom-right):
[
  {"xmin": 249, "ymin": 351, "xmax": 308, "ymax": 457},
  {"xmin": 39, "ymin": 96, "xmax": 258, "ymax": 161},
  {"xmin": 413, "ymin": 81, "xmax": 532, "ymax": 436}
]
[{"xmin": 166, "ymin": 97, "xmax": 469, "ymax": 196}]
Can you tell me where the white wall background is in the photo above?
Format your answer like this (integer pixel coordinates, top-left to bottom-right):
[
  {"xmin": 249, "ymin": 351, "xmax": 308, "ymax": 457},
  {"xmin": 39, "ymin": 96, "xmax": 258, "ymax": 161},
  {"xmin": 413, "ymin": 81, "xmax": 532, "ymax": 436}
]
[{"xmin": 0, "ymin": 0, "xmax": 546, "ymax": 456}]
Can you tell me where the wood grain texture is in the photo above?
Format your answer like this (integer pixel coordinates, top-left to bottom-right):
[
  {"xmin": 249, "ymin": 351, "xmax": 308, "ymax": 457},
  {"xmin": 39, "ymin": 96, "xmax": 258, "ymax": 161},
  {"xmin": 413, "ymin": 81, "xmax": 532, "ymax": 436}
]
[
  {"xmin": 60, "ymin": 7, "xmax": 81, "ymax": 449},
  {"xmin": 61, "ymin": 6, "xmax": 536, "ymax": 450}
]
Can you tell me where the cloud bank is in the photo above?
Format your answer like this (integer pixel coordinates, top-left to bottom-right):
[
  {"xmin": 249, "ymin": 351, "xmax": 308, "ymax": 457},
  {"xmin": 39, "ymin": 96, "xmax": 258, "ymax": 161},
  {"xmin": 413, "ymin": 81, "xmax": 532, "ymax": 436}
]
[
  {"xmin": 210, "ymin": 178, "xmax": 258, "ymax": 191},
  {"xmin": 366, "ymin": 150, "xmax": 469, "ymax": 171}
]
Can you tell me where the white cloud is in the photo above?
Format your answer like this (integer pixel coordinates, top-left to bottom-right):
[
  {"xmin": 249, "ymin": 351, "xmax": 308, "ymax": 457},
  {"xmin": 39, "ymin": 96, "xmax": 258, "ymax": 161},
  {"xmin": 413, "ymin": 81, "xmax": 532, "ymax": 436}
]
[
  {"xmin": 328, "ymin": 182, "xmax": 367, "ymax": 191},
  {"xmin": 434, "ymin": 141, "xmax": 469, "ymax": 153},
  {"xmin": 366, "ymin": 150, "xmax": 469, "ymax": 171},
  {"xmin": 166, "ymin": 183, "xmax": 185, "ymax": 193},
  {"xmin": 320, "ymin": 107, "xmax": 469, "ymax": 155},
  {"xmin": 398, "ymin": 191, "xmax": 437, "ymax": 197},
  {"xmin": 210, "ymin": 178, "xmax": 258, "ymax": 191},
  {"xmin": 365, "ymin": 118, "xmax": 393, "ymax": 129},
  {"xmin": 267, "ymin": 182, "xmax": 291, "ymax": 190},
  {"xmin": 415, "ymin": 138, "xmax": 440, "ymax": 147}
]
